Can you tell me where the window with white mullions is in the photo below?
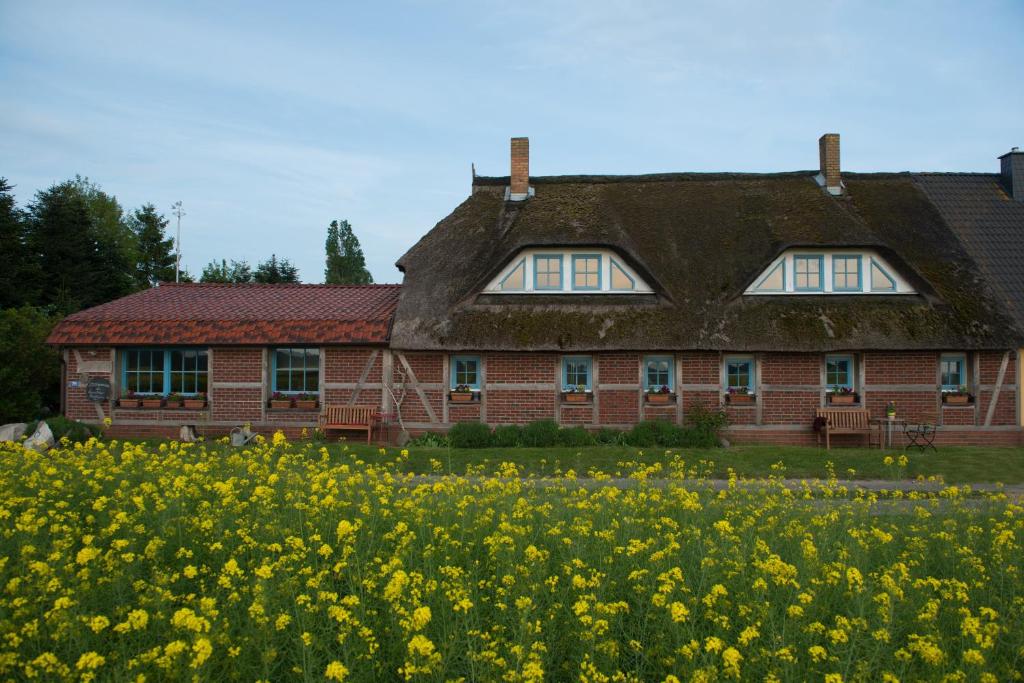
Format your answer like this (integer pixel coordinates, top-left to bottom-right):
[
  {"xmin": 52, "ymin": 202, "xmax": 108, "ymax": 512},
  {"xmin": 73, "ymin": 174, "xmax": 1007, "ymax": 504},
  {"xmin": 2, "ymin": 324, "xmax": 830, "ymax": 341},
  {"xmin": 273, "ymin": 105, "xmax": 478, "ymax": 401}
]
[
  {"xmin": 533, "ymin": 255, "xmax": 563, "ymax": 290},
  {"xmin": 644, "ymin": 356, "xmax": 673, "ymax": 390},
  {"xmin": 724, "ymin": 358, "xmax": 753, "ymax": 392},
  {"xmin": 940, "ymin": 354, "xmax": 966, "ymax": 391},
  {"xmin": 121, "ymin": 348, "xmax": 209, "ymax": 395},
  {"xmin": 832, "ymin": 255, "xmax": 862, "ymax": 292},
  {"xmin": 572, "ymin": 254, "xmax": 601, "ymax": 290},
  {"xmin": 170, "ymin": 349, "xmax": 208, "ymax": 394},
  {"xmin": 123, "ymin": 349, "xmax": 165, "ymax": 394},
  {"xmin": 562, "ymin": 356, "xmax": 592, "ymax": 390},
  {"xmin": 794, "ymin": 255, "xmax": 823, "ymax": 291},
  {"xmin": 273, "ymin": 348, "xmax": 320, "ymax": 394},
  {"xmin": 825, "ymin": 355, "xmax": 854, "ymax": 390},
  {"xmin": 450, "ymin": 356, "xmax": 481, "ymax": 390}
]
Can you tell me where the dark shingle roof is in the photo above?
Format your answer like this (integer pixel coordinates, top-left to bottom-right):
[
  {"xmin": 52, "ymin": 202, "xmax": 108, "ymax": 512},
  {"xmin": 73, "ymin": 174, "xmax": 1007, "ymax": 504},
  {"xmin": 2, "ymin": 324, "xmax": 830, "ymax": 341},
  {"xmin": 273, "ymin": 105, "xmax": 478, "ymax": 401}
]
[
  {"xmin": 391, "ymin": 172, "xmax": 1022, "ymax": 352},
  {"xmin": 913, "ymin": 173, "xmax": 1024, "ymax": 330},
  {"xmin": 47, "ymin": 283, "xmax": 401, "ymax": 346}
]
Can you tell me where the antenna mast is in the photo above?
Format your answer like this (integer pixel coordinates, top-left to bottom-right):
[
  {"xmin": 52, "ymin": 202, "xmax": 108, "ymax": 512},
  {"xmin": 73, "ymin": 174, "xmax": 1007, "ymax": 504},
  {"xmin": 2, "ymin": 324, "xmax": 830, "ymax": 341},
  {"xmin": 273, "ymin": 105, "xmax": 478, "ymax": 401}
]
[{"xmin": 171, "ymin": 201, "xmax": 186, "ymax": 283}]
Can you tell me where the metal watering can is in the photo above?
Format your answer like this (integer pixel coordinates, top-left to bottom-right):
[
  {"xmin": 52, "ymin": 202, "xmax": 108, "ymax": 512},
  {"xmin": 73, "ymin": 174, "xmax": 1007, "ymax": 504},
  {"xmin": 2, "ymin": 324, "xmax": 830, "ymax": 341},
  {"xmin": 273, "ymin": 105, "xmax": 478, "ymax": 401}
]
[{"xmin": 229, "ymin": 426, "xmax": 257, "ymax": 447}]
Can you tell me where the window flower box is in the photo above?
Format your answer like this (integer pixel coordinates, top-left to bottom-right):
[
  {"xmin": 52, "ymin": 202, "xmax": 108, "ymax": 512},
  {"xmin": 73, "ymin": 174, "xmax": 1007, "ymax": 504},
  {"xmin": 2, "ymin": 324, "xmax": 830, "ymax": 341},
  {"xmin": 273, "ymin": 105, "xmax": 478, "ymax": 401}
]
[
  {"xmin": 165, "ymin": 393, "xmax": 184, "ymax": 409},
  {"xmin": 827, "ymin": 393, "xmax": 858, "ymax": 405},
  {"xmin": 943, "ymin": 393, "xmax": 972, "ymax": 405},
  {"xmin": 183, "ymin": 395, "xmax": 207, "ymax": 409},
  {"xmin": 269, "ymin": 392, "xmax": 293, "ymax": 410},
  {"xmin": 140, "ymin": 397, "xmax": 163, "ymax": 409},
  {"xmin": 119, "ymin": 394, "xmax": 142, "ymax": 408},
  {"xmin": 449, "ymin": 390, "xmax": 476, "ymax": 403},
  {"xmin": 562, "ymin": 391, "xmax": 591, "ymax": 403},
  {"xmin": 646, "ymin": 392, "xmax": 675, "ymax": 404},
  {"xmin": 295, "ymin": 394, "xmax": 319, "ymax": 410},
  {"xmin": 725, "ymin": 392, "xmax": 755, "ymax": 405}
]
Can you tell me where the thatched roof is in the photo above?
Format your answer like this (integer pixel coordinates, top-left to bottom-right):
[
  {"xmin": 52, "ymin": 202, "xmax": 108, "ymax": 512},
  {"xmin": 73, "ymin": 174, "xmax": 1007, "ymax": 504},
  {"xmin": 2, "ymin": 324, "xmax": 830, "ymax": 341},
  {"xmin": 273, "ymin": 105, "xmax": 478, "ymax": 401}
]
[{"xmin": 391, "ymin": 172, "xmax": 1022, "ymax": 352}]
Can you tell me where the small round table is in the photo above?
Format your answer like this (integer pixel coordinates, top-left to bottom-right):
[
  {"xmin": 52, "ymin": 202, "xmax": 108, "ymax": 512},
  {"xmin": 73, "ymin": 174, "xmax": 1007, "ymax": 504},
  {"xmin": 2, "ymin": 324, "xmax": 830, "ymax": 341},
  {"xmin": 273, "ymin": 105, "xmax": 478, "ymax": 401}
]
[{"xmin": 870, "ymin": 417, "xmax": 907, "ymax": 450}]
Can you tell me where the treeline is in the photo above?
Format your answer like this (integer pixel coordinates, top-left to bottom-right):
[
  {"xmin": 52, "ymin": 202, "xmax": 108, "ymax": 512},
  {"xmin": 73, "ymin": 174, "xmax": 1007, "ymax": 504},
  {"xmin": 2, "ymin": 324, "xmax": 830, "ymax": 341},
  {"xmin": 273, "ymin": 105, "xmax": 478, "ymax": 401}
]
[{"xmin": 0, "ymin": 173, "xmax": 375, "ymax": 424}]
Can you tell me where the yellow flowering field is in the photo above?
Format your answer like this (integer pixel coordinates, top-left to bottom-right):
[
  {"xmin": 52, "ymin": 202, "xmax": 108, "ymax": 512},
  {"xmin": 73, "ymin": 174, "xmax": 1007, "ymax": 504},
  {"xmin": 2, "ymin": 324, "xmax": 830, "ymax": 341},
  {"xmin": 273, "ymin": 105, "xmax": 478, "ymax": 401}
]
[{"xmin": 0, "ymin": 435, "xmax": 1022, "ymax": 682}]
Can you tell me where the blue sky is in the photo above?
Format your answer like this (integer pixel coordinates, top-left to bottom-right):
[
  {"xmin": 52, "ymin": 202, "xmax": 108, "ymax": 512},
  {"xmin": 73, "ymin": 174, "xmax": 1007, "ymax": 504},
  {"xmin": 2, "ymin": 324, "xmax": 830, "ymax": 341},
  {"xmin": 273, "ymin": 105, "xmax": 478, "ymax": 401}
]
[{"xmin": 2, "ymin": 1, "xmax": 1021, "ymax": 284}]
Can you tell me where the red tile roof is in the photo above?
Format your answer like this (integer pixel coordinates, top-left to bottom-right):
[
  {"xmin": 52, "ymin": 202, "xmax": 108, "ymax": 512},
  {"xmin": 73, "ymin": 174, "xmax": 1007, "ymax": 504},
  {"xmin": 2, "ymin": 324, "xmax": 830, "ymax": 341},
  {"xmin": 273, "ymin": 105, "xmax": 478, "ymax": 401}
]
[{"xmin": 47, "ymin": 283, "xmax": 401, "ymax": 346}]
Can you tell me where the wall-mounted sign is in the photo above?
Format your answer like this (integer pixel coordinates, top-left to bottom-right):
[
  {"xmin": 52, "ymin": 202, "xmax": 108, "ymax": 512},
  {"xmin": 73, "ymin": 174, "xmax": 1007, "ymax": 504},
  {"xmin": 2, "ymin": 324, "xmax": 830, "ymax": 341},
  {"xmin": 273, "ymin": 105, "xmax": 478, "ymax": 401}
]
[
  {"xmin": 68, "ymin": 380, "xmax": 80, "ymax": 389},
  {"xmin": 85, "ymin": 378, "xmax": 111, "ymax": 402}
]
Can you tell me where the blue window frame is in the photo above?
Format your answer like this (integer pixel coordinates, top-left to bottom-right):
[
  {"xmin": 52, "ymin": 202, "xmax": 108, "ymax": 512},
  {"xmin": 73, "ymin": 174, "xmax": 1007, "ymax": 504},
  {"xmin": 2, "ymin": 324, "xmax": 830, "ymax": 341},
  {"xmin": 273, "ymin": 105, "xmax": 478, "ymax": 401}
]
[
  {"xmin": 572, "ymin": 254, "xmax": 602, "ymax": 290},
  {"xmin": 752, "ymin": 260, "xmax": 786, "ymax": 292},
  {"xmin": 724, "ymin": 357, "xmax": 754, "ymax": 392},
  {"xmin": 825, "ymin": 355, "xmax": 854, "ymax": 390},
  {"xmin": 940, "ymin": 354, "xmax": 966, "ymax": 391},
  {"xmin": 793, "ymin": 255, "xmax": 824, "ymax": 292},
  {"xmin": 450, "ymin": 355, "xmax": 481, "ymax": 390},
  {"xmin": 121, "ymin": 348, "xmax": 208, "ymax": 395},
  {"xmin": 498, "ymin": 259, "xmax": 526, "ymax": 291},
  {"xmin": 609, "ymin": 258, "xmax": 635, "ymax": 291},
  {"xmin": 272, "ymin": 348, "xmax": 320, "ymax": 394},
  {"xmin": 644, "ymin": 356, "xmax": 674, "ymax": 390},
  {"xmin": 562, "ymin": 356, "xmax": 592, "ymax": 391},
  {"xmin": 533, "ymin": 255, "xmax": 563, "ymax": 290},
  {"xmin": 832, "ymin": 255, "xmax": 862, "ymax": 292},
  {"xmin": 869, "ymin": 258, "xmax": 897, "ymax": 292}
]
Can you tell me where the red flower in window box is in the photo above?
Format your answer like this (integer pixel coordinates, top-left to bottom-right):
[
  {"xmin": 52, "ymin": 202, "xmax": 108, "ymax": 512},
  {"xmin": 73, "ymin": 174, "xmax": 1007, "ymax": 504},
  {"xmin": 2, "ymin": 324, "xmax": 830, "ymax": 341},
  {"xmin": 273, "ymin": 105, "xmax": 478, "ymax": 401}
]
[
  {"xmin": 295, "ymin": 393, "xmax": 319, "ymax": 410},
  {"xmin": 183, "ymin": 393, "xmax": 207, "ymax": 409},
  {"xmin": 269, "ymin": 392, "xmax": 293, "ymax": 410},
  {"xmin": 725, "ymin": 387, "xmax": 755, "ymax": 404},
  {"xmin": 119, "ymin": 391, "xmax": 142, "ymax": 409},
  {"xmin": 645, "ymin": 385, "xmax": 674, "ymax": 404},
  {"xmin": 449, "ymin": 385, "xmax": 476, "ymax": 402}
]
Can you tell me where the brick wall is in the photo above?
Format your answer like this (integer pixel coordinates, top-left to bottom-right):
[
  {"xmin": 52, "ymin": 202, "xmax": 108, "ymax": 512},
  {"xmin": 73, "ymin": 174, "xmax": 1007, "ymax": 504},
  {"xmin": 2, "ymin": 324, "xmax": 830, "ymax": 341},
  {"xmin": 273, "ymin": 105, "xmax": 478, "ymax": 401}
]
[{"xmin": 59, "ymin": 346, "xmax": 1021, "ymax": 445}]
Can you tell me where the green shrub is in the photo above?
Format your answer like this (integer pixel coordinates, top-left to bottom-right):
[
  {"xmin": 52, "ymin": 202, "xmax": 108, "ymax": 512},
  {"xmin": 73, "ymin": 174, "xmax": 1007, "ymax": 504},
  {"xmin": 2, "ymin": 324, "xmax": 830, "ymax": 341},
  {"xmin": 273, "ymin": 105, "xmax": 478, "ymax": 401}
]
[
  {"xmin": 625, "ymin": 421, "xmax": 659, "ymax": 447},
  {"xmin": 406, "ymin": 431, "xmax": 450, "ymax": 448},
  {"xmin": 448, "ymin": 422, "xmax": 493, "ymax": 449},
  {"xmin": 24, "ymin": 416, "xmax": 99, "ymax": 444},
  {"xmin": 556, "ymin": 426, "xmax": 595, "ymax": 447},
  {"xmin": 686, "ymin": 400, "xmax": 729, "ymax": 447},
  {"xmin": 0, "ymin": 307, "xmax": 60, "ymax": 423},
  {"xmin": 492, "ymin": 425, "xmax": 522, "ymax": 448},
  {"xmin": 521, "ymin": 420, "xmax": 559, "ymax": 447},
  {"xmin": 594, "ymin": 427, "xmax": 626, "ymax": 446}
]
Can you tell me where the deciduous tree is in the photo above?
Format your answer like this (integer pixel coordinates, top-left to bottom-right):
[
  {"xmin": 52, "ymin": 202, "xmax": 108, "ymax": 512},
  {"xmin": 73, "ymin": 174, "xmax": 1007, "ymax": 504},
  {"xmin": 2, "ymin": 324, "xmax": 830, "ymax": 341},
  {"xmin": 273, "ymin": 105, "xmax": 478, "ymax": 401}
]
[{"xmin": 324, "ymin": 219, "xmax": 373, "ymax": 284}]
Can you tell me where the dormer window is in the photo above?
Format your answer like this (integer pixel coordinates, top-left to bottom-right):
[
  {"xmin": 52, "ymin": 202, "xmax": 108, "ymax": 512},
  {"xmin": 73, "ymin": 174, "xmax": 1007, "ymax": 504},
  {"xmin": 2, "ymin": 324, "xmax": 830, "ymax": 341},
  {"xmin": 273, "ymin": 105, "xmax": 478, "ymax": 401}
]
[
  {"xmin": 747, "ymin": 250, "xmax": 914, "ymax": 295},
  {"xmin": 533, "ymin": 255, "xmax": 563, "ymax": 290},
  {"xmin": 485, "ymin": 248, "xmax": 653, "ymax": 294}
]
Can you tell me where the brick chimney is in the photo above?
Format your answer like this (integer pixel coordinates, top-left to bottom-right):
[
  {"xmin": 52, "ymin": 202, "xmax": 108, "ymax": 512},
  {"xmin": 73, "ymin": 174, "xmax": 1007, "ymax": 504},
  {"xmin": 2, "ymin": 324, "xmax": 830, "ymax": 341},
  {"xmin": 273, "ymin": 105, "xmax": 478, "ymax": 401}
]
[
  {"xmin": 999, "ymin": 147, "xmax": 1024, "ymax": 201},
  {"xmin": 510, "ymin": 137, "xmax": 530, "ymax": 200},
  {"xmin": 818, "ymin": 133, "xmax": 843, "ymax": 195}
]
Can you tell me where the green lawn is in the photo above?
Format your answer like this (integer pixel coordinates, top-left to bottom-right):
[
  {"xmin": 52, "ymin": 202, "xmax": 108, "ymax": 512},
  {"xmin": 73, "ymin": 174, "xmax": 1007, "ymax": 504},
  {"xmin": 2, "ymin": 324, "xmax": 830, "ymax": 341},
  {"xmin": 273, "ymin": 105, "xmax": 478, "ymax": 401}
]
[{"xmin": 333, "ymin": 443, "xmax": 1024, "ymax": 484}]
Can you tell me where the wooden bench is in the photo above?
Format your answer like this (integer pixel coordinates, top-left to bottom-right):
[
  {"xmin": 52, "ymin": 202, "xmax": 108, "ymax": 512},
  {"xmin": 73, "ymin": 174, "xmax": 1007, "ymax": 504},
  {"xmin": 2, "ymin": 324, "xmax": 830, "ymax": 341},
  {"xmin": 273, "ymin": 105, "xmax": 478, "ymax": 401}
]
[
  {"xmin": 318, "ymin": 405, "xmax": 378, "ymax": 444},
  {"xmin": 815, "ymin": 408, "xmax": 872, "ymax": 449}
]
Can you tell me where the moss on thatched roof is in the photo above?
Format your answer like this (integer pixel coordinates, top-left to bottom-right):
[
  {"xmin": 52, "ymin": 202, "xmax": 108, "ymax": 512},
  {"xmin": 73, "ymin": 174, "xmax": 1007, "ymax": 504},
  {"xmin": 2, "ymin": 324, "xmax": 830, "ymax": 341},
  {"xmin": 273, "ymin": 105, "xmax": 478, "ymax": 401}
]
[{"xmin": 392, "ymin": 172, "xmax": 1021, "ymax": 352}]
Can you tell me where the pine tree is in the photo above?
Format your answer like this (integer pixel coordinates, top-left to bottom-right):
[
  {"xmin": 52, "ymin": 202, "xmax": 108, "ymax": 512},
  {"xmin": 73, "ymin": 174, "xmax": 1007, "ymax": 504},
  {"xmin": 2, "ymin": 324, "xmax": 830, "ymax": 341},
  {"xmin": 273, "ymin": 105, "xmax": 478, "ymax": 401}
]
[
  {"xmin": 24, "ymin": 182, "xmax": 106, "ymax": 313},
  {"xmin": 129, "ymin": 204, "xmax": 176, "ymax": 287},
  {"xmin": 255, "ymin": 255, "xmax": 300, "ymax": 284},
  {"xmin": 200, "ymin": 259, "xmax": 253, "ymax": 283},
  {"xmin": 0, "ymin": 178, "xmax": 37, "ymax": 308},
  {"xmin": 324, "ymin": 219, "xmax": 373, "ymax": 284}
]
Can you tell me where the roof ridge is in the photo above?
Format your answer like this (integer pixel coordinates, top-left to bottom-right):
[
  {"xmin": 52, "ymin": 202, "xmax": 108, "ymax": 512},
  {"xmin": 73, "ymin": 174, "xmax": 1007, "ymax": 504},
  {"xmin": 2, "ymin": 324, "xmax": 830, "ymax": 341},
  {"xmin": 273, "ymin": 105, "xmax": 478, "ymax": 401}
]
[{"xmin": 159, "ymin": 282, "xmax": 402, "ymax": 288}]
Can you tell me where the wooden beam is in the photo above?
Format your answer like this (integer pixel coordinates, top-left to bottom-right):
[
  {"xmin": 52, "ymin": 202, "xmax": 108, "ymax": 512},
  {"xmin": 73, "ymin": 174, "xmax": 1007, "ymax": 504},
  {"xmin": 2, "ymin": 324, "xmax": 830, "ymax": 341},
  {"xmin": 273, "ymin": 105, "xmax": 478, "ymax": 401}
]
[{"xmin": 984, "ymin": 351, "xmax": 1010, "ymax": 426}]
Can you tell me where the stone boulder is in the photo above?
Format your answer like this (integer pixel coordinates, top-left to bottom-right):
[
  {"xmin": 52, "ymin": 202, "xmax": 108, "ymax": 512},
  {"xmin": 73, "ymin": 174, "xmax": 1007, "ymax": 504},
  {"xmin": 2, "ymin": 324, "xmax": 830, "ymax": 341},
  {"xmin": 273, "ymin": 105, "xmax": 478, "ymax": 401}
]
[{"xmin": 0, "ymin": 423, "xmax": 27, "ymax": 442}]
